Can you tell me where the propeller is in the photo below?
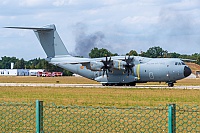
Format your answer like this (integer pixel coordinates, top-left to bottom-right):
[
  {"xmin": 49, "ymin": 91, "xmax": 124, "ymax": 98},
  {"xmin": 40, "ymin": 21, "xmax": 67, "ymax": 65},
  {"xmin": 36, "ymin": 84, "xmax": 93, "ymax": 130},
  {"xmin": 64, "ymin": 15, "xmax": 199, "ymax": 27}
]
[
  {"xmin": 101, "ymin": 56, "xmax": 113, "ymax": 77},
  {"xmin": 123, "ymin": 55, "xmax": 134, "ymax": 76}
]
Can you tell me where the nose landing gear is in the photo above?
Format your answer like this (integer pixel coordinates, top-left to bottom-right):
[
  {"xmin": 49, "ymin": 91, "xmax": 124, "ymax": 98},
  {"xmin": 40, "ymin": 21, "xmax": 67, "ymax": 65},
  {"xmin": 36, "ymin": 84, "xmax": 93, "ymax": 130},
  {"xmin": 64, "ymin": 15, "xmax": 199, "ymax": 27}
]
[{"xmin": 167, "ymin": 82, "xmax": 174, "ymax": 87}]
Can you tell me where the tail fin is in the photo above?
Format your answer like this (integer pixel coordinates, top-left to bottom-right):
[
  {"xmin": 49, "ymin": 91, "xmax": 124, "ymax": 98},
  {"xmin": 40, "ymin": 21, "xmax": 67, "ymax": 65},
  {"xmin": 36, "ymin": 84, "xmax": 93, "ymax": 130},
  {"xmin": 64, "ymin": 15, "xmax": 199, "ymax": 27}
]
[{"xmin": 5, "ymin": 24, "xmax": 69, "ymax": 58}]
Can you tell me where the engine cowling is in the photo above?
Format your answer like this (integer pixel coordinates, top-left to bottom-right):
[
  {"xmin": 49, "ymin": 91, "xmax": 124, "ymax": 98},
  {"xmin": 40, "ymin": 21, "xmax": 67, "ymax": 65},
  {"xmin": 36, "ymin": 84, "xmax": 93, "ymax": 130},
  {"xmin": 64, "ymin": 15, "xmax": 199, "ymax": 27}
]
[
  {"xmin": 89, "ymin": 61, "xmax": 104, "ymax": 71},
  {"xmin": 113, "ymin": 60, "xmax": 126, "ymax": 70}
]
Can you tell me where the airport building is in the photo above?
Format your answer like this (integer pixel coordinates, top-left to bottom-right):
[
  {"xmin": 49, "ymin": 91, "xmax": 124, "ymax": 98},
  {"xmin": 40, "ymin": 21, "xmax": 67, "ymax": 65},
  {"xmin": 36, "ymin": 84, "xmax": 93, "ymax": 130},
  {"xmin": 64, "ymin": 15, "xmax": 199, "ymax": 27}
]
[
  {"xmin": 0, "ymin": 69, "xmax": 29, "ymax": 76},
  {"xmin": 0, "ymin": 69, "xmax": 44, "ymax": 76},
  {"xmin": 29, "ymin": 69, "xmax": 45, "ymax": 76},
  {"xmin": 0, "ymin": 62, "xmax": 44, "ymax": 76}
]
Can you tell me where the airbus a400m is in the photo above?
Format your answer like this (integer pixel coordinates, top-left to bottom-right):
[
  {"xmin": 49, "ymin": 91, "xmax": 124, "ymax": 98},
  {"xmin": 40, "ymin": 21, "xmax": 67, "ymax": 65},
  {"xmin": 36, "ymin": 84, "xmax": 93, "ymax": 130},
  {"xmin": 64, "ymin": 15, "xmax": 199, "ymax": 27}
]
[{"xmin": 5, "ymin": 24, "xmax": 192, "ymax": 87}]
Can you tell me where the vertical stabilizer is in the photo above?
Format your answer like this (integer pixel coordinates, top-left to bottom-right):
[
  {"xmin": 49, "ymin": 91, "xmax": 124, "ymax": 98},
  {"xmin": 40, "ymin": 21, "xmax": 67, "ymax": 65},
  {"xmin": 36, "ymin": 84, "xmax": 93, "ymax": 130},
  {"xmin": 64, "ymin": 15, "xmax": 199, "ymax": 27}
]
[
  {"xmin": 5, "ymin": 24, "xmax": 69, "ymax": 58},
  {"xmin": 34, "ymin": 25, "xmax": 69, "ymax": 58}
]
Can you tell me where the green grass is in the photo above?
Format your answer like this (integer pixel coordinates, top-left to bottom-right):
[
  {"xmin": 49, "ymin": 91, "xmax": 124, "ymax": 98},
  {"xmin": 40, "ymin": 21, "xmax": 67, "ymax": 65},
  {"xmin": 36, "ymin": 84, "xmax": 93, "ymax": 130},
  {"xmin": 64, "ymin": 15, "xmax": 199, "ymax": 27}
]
[
  {"xmin": 0, "ymin": 76, "xmax": 199, "ymax": 132},
  {"xmin": 0, "ymin": 86, "xmax": 199, "ymax": 107},
  {"xmin": 0, "ymin": 77, "xmax": 200, "ymax": 132},
  {"xmin": 0, "ymin": 76, "xmax": 199, "ymax": 107}
]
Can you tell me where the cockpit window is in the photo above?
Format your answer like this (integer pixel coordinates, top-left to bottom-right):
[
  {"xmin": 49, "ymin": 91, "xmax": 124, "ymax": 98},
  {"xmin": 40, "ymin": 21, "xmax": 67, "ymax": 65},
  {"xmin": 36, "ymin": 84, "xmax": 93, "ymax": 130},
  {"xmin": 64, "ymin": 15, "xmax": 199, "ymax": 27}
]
[
  {"xmin": 181, "ymin": 62, "xmax": 185, "ymax": 65},
  {"xmin": 175, "ymin": 62, "xmax": 185, "ymax": 65}
]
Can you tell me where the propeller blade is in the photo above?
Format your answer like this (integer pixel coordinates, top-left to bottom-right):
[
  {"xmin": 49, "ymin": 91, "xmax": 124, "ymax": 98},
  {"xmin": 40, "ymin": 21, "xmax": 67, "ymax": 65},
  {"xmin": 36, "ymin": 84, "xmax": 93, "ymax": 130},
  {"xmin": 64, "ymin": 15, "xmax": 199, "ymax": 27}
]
[
  {"xmin": 102, "ymin": 69, "xmax": 105, "ymax": 76},
  {"xmin": 127, "ymin": 69, "xmax": 130, "ymax": 76},
  {"xmin": 101, "ymin": 56, "xmax": 113, "ymax": 77},
  {"xmin": 123, "ymin": 56, "xmax": 134, "ymax": 76},
  {"xmin": 106, "ymin": 70, "xmax": 108, "ymax": 77},
  {"xmin": 130, "ymin": 68, "xmax": 133, "ymax": 74}
]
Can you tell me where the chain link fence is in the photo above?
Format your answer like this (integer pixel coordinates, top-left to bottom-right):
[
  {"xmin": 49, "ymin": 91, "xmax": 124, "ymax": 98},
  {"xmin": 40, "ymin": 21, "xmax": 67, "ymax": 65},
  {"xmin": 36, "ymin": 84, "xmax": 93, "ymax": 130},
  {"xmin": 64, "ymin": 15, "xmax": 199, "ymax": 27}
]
[
  {"xmin": 0, "ymin": 102, "xmax": 35, "ymax": 132},
  {"xmin": 176, "ymin": 105, "xmax": 199, "ymax": 132},
  {"xmin": 0, "ymin": 101, "xmax": 199, "ymax": 133},
  {"xmin": 43, "ymin": 104, "xmax": 169, "ymax": 132}
]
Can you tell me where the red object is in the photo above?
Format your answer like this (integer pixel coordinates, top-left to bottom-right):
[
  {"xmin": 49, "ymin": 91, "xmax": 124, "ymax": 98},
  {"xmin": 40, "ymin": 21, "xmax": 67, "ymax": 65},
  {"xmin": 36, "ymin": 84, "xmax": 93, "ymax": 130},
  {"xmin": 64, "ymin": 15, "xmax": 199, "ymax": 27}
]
[
  {"xmin": 42, "ymin": 72, "xmax": 52, "ymax": 77},
  {"xmin": 37, "ymin": 71, "xmax": 62, "ymax": 77},
  {"xmin": 37, "ymin": 72, "xmax": 43, "ymax": 77},
  {"xmin": 52, "ymin": 72, "xmax": 63, "ymax": 77}
]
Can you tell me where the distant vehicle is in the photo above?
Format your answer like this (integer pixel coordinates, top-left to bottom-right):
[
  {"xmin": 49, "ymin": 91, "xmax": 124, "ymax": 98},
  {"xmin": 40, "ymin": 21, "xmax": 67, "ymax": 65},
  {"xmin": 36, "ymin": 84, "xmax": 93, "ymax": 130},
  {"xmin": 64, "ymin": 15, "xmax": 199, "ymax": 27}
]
[
  {"xmin": 29, "ymin": 69, "xmax": 44, "ymax": 76},
  {"xmin": 5, "ymin": 24, "xmax": 192, "ymax": 87},
  {"xmin": 52, "ymin": 72, "xmax": 63, "ymax": 77},
  {"xmin": 42, "ymin": 72, "xmax": 52, "ymax": 77},
  {"xmin": 37, "ymin": 72, "xmax": 62, "ymax": 77}
]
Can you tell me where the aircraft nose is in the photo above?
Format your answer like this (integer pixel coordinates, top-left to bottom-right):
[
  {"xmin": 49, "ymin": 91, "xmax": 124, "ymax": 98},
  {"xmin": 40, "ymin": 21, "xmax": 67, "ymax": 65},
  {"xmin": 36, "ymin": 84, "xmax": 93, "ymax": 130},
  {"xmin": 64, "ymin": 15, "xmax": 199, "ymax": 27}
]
[{"xmin": 184, "ymin": 66, "xmax": 192, "ymax": 77}]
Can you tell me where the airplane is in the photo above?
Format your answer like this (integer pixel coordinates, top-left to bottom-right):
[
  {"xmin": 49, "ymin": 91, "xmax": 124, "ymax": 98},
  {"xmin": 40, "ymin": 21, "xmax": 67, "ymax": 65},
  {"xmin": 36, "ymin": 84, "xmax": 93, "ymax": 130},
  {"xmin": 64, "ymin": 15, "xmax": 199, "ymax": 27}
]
[{"xmin": 5, "ymin": 24, "xmax": 192, "ymax": 87}]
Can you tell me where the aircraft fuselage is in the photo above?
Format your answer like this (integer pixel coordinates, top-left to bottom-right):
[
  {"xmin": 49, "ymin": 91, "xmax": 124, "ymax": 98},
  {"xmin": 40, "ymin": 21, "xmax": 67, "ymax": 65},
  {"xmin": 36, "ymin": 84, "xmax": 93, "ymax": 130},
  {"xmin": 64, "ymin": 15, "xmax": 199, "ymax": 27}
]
[{"xmin": 49, "ymin": 56, "xmax": 191, "ymax": 87}]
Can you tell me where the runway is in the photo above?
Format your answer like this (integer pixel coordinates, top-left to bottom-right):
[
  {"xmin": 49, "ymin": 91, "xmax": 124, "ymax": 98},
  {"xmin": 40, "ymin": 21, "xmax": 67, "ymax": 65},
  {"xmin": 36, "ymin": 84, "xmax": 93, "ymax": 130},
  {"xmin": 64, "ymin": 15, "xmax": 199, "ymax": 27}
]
[{"xmin": 0, "ymin": 83, "xmax": 199, "ymax": 89}]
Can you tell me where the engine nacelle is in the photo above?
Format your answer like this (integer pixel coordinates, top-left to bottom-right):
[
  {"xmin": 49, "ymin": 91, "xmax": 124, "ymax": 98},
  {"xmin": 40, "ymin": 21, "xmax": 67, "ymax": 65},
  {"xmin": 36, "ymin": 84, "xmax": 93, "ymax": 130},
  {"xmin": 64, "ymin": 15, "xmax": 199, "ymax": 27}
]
[
  {"xmin": 113, "ymin": 60, "xmax": 126, "ymax": 70},
  {"xmin": 89, "ymin": 61, "xmax": 104, "ymax": 71}
]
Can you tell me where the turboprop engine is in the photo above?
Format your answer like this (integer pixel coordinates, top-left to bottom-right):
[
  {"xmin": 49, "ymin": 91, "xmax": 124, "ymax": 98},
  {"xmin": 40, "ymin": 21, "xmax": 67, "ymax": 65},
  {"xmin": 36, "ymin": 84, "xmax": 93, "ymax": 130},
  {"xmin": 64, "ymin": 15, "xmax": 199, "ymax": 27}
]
[
  {"xmin": 89, "ymin": 61, "xmax": 104, "ymax": 71},
  {"xmin": 113, "ymin": 56, "xmax": 135, "ymax": 76},
  {"xmin": 90, "ymin": 56, "xmax": 114, "ymax": 77}
]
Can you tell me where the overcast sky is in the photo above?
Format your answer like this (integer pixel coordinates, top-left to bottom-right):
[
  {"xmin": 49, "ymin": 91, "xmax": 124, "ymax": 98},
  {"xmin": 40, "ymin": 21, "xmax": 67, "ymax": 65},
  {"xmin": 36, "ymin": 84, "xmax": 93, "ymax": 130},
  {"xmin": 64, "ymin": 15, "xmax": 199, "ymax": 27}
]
[{"xmin": 0, "ymin": 0, "xmax": 200, "ymax": 60}]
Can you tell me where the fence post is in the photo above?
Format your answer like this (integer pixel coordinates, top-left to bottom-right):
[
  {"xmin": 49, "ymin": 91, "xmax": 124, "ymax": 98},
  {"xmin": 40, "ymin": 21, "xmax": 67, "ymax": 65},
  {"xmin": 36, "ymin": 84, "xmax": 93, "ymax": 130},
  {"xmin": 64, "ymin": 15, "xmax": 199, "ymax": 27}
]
[
  {"xmin": 36, "ymin": 100, "xmax": 43, "ymax": 133},
  {"xmin": 168, "ymin": 104, "xmax": 176, "ymax": 133}
]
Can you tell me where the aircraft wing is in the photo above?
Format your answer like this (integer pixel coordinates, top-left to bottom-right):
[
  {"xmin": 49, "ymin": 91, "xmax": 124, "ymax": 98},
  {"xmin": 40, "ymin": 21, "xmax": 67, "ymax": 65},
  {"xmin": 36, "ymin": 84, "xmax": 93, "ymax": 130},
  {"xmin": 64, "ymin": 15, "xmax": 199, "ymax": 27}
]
[
  {"xmin": 181, "ymin": 59, "xmax": 197, "ymax": 62},
  {"xmin": 50, "ymin": 56, "xmax": 126, "ymax": 65}
]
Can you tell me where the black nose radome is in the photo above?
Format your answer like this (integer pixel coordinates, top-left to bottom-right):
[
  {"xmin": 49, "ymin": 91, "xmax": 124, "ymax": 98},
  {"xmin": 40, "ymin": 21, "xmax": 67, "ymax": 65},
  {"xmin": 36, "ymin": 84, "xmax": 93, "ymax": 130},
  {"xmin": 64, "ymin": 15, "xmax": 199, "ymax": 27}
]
[{"xmin": 184, "ymin": 66, "xmax": 192, "ymax": 77}]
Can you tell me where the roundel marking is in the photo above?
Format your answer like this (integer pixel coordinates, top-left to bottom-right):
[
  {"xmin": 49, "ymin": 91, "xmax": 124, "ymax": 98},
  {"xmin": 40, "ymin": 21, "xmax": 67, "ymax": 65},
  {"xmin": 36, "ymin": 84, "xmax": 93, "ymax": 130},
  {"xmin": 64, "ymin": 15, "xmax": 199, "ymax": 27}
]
[{"xmin": 80, "ymin": 66, "xmax": 84, "ymax": 69}]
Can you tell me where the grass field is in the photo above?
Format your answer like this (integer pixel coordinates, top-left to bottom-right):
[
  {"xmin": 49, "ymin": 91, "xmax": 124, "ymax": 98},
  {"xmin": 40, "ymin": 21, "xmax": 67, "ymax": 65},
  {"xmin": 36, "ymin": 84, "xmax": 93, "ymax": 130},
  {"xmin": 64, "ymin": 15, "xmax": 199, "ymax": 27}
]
[
  {"xmin": 0, "ymin": 76, "xmax": 199, "ymax": 107},
  {"xmin": 0, "ymin": 86, "xmax": 199, "ymax": 107},
  {"xmin": 0, "ymin": 76, "xmax": 199, "ymax": 132}
]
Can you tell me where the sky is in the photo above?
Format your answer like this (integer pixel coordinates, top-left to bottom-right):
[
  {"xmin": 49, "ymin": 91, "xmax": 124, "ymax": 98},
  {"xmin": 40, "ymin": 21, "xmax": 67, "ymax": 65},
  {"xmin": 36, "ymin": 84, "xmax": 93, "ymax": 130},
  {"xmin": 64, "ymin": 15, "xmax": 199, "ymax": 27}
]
[{"xmin": 0, "ymin": 0, "xmax": 200, "ymax": 60}]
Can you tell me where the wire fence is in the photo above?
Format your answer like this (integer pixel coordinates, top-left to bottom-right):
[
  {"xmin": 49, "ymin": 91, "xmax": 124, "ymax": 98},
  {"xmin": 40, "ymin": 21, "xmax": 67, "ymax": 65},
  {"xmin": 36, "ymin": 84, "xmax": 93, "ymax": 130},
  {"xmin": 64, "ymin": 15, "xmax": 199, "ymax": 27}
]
[
  {"xmin": 0, "ymin": 101, "xmax": 199, "ymax": 133},
  {"xmin": 0, "ymin": 102, "xmax": 35, "ymax": 132}
]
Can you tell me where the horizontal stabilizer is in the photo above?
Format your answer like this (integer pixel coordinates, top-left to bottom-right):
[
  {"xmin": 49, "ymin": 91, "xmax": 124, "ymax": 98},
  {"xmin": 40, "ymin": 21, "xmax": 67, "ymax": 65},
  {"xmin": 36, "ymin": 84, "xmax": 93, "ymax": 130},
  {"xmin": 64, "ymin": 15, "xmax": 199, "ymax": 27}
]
[{"xmin": 4, "ymin": 25, "xmax": 55, "ymax": 31}]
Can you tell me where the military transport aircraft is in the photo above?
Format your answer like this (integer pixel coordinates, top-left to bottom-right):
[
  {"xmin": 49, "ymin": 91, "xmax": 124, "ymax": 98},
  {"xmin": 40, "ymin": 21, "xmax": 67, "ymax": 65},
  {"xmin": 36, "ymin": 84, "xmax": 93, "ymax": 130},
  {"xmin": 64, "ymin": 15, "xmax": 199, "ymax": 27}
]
[{"xmin": 5, "ymin": 24, "xmax": 192, "ymax": 87}]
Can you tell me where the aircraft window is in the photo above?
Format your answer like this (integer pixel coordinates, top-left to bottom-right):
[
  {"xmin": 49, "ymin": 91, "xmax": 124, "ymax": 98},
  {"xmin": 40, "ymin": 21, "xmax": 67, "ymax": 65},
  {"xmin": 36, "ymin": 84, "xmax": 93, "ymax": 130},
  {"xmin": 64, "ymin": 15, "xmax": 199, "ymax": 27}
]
[
  {"xmin": 178, "ymin": 62, "xmax": 181, "ymax": 65},
  {"xmin": 175, "ymin": 62, "xmax": 178, "ymax": 65},
  {"xmin": 181, "ymin": 62, "xmax": 185, "ymax": 65}
]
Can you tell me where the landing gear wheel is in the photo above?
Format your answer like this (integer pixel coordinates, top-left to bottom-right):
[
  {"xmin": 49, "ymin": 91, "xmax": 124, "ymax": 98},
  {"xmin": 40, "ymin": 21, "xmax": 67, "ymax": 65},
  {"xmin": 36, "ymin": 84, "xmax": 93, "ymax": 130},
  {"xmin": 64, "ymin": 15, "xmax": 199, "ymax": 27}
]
[
  {"xmin": 130, "ymin": 82, "xmax": 136, "ymax": 86},
  {"xmin": 168, "ymin": 83, "xmax": 174, "ymax": 87},
  {"xmin": 116, "ymin": 83, "xmax": 123, "ymax": 86},
  {"xmin": 102, "ymin": 83, "xmax": 109, "ymax": 86}
]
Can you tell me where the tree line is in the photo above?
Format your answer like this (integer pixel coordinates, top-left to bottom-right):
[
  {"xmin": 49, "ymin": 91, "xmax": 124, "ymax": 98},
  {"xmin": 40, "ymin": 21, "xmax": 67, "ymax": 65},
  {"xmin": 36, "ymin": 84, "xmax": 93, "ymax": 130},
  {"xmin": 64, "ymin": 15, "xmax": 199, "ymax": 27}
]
[
  {"xmin": 0, "ymin": 57, "xmax": 72, "ymax": 76},
  {"xmin": 0, "ymin": 46, "xmax": 199, "ymax": 75},
  {"xmin": 89, "ymin": 46, "xmax": 200, "ymax": 65}
]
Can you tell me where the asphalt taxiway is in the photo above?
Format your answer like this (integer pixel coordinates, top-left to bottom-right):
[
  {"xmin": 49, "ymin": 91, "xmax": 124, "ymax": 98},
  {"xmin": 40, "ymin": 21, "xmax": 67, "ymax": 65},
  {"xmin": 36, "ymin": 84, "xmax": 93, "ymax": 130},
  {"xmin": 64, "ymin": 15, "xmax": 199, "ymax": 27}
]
[{"xmin": 0, "ymin": 83, "xmax": 199, "ymax": 89}]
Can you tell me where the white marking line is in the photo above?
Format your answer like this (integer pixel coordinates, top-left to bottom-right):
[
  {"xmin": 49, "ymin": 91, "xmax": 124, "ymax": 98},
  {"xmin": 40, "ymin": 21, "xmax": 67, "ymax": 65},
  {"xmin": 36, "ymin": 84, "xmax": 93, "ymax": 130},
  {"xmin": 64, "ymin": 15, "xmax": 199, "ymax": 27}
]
[{"xmin": 0, "ymin": 83, "xmax": 199, "ymax": 89}]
